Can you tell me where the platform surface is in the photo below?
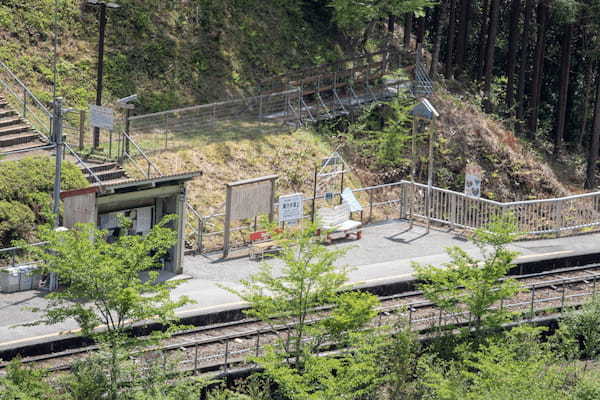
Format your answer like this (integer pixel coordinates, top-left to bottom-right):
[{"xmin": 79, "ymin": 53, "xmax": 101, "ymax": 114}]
[{"xmin": 0, "ymin": 220, "xmax": 596, "ymax": 350}]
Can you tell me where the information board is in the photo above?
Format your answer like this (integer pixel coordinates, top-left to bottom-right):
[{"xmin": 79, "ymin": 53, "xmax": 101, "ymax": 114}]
[
  {"xmin": 230, "ymin": 180, "xmax": 273, "ymax": 220},
  {"xmin": 90, "ymin": 104, "xmax": 114, "ymax": 130},
  {"xmin": 279, "ymin": 193, "xmax": 303, "ymax": 223}
]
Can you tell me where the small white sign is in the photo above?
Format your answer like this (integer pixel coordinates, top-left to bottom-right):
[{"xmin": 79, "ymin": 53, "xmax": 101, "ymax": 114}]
[
  {"xmin": 90, "ymin": 104, "xmax": 114, "ymax": 130},
  {"xmin": 464, "ymin": 164, "xmax": 482, "ymax": 198},
  {"xmin": 341, "ymin": 188, "xmax": 363, "ymax": 212},
  {"xmin": 279, "ymin": 193, "xmax": 303, "ymax": 223}
]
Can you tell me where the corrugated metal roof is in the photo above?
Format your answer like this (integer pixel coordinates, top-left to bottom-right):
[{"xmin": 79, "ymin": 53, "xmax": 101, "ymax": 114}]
[{"xmin": 99, "ymin": 171, "xmax": 202, "ymax": 192}]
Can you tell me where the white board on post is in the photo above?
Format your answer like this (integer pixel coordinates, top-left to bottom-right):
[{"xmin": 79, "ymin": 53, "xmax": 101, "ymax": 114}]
[
  {"xmin": 279, "ymin": 193, "xmax": 303, "ymax": 224},
  {"xmin": 89, "ymin": 104, "xmax": 114, "ymax": 130}
]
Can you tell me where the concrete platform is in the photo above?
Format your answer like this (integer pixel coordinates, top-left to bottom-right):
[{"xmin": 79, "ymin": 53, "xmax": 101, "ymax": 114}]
[{"xmin": 1, "ymin": 220, "xmax": 599, "ymax": 354}]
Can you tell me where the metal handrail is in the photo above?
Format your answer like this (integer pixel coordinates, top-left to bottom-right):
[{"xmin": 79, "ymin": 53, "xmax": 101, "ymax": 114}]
[
  {"xmin": 64, "ymin": 142, "xmax": 104, "ymax": 187},
  {"xmin": 0, "ymin": 61, "xmax": 51, "ymax": 116},
  {"xmin": 0, "ymin": 60, "xmax": 52, "ymax": 141},
  {"xmin": 128, "ymin": 88, "xmax": 301, "ymax": 122},
  {"xmin": 121, "ymin": 130, "xmax": 161, "ymax": 177}
]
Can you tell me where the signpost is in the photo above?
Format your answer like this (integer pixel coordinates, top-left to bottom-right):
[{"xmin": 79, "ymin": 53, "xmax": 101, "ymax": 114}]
[
  {"xmin": 279, "ymin": 193, "xmax": 303, "ymax": 225},
  {"xmin": 464, "ymin": 164, "xmax": 482, "ymax": 198},
  {"xmin": 89, "ymin": 104, "xmax": 114, "ymax": 130}
]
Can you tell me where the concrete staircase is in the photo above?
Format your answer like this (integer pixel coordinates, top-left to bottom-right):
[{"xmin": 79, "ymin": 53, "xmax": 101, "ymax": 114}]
[
  {"xmin": 79, "ymin": 160, "xmax": 131, "ymax": 186},
  {"xmin": 0, "ymin": 95, "xmax": 47, "ymax": 154},
  {"xmin": 0, "ymin": 94, "xmax": 131, "ymax": 186}
]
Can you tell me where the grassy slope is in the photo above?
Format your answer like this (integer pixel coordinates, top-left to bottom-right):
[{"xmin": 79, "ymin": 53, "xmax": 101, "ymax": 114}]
[
  {"xmin": 125, "ymin": 127, "xmax": 361, "ymax": 216},
  {"xmin": 0, "ymin": 1, "xmax": 578, "ymax": 221},
  {"xmin": 0, "ymin": 1, "xmax": 342, "ymax": 112}
]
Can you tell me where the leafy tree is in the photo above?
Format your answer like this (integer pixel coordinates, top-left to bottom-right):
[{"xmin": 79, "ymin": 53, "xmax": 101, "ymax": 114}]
[
  {"xmin": 24, "ymin": 217, "xmax": 192, "ymax": 400},
  {"xmin": 381, "ymin": 312, "xmax": 422, "ymax": 399},
  {"xmin": 553, "ymin": 297, "xmax": 600, "ymax": 366},
  {"xmin": 0, "ymin": 359, "xmax": 58, "ymax": 400},
  {"xmin": 420, "ymin": 326, "xmax": 570, "ymax": 400},
  {"xmin": 228, "ymin": 223, "xmax": 383, "ymax": 399},
  {"xmin": 230, "ymin": 223, "xmax": 346, "ymax": 367},
  {"xmin": 414, "ymin": 215, "xmax": 521, "ymax": 332},
  {"xmin": 331, "ymin": 0, "xmax": 433, "ymax": 51}
]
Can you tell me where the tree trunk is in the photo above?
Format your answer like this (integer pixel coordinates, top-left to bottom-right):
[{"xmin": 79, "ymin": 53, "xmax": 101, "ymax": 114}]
[
  {"xmin": 527, "ymin": 0, "xmax": 548, "ymax": 136},
  {"xmin": 506, "ymin": 0, "xmax": 522, "ymax": 112},
  {"xmin": 516, "ymin": 0, "xmax": 535, "ymax": 127},
  {"xmin": 483, "ymin": 0, "xmax": 500, "ymax": 112},
  {"xmin": 553, "ymin": 24, "xmax": 573, "ymax": 158},
  {"xmin": 579, "ymin": 56, "xmax": 594, "ymax": 148},
  {"xmin": 454, "ymin": 0, "xmax": 472, "ymax": 77},
  {"xmin": 430, "ymin": 1, "xmax": 448, "ymax": 77},
  {"xmin": 445, "ymin": 0, "xmax": 457, "ymax": 78},
  {"xmin": 404, "ymin": 13, "xmax": 413, "ymax": 48},
  {"xmin": 476, "ymin": 0, "xmax": 490, "ymax": 79},
  {"xmin": 388, "ymin": 14, "xmax": 396, "ymax": 33},
  {"xmin": 584, "ymin": 74, "xmax": 600, "ymax": 189},
  {"xmin": 416, "ymin": 15, "xmax": 426, "ymax": 47}
]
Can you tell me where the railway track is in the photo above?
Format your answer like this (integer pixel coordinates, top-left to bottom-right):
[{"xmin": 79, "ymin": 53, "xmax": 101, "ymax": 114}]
[{"xmin": 3, "ymin": 263, "xmax": 600, "ymax": 375}]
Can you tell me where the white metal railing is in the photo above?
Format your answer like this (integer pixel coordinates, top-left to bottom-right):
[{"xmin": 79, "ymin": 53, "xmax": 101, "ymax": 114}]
[{"xmin": 193, "ymin": 180, "xmax": 600, "ymax": 254}]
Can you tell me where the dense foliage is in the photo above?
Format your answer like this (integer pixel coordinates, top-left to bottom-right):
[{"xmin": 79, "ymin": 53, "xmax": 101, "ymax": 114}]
[{"xmin": 0, "ymin": 156, "xmax": 88, "ymax": 248}]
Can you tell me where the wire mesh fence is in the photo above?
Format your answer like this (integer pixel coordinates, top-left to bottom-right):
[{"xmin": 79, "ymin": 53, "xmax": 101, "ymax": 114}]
[{"xmin": 126, "ymin": 89, "xmax": 301, "ymax": 155}]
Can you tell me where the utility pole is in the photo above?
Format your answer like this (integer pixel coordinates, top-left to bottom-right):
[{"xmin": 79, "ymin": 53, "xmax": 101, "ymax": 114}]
[
  {"xmin": 52, "ymin": 97, "xmax": 63, "ymax": 228},
  {"xmin": 88, "ymin": 0, "xmax": 120, "ymax": 149}
]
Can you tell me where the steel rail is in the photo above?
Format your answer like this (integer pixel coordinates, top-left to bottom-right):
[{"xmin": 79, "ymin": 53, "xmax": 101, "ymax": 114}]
[{"xmin": 5, "ymin": 263, "xmax": 600, "ymax": 373}]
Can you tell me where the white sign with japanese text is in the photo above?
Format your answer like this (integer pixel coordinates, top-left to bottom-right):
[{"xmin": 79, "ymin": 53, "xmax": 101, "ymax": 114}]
[{"xmin": 279, "ymin": 193, "xmax": 303, "ymax": 223}]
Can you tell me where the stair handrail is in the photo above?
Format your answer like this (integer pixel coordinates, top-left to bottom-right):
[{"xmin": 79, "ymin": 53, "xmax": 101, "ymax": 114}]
[
  {"xmin": 121, "ymin": 129, "xmax": 162, "ymax": 178},
  {"xmin": 0, "ymin": 60, "xmax": 52, "ymax": 141},
  {"xmin": 119, "ymin": 128, "xmax": 206, "ymax": 250},
  {"xmin": 64, "ymin": 142, "xmax": 104, "ymax": 187}
]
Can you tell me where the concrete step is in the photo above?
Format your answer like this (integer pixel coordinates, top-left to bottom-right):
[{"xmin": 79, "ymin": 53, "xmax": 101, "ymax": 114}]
[
  {"xmin": 0, "ymin": 133, "xmax": 40, "ymax": 148},
  {"xmin": 0, "ymin": 124, "xmax": 30, "ymax": 137},
  {"xmin": 0, "ymin": 109, "xmax": 16, "ymax": 118},
  {"xmin": 91, "ymin": 176, "xmax": 132, "ymax": 187},
  {"xmin": 0, "ymin": 116, "xmax": 22, "ymax": 128},
  {"xmin": 86, "ymin": 168, "xmax": 128, "ymax": 183},
  {"xmin": 80, "ymin": 162, "xmax": 118, "ymax": 174},
  {"xmin": 0, "ymin": 141, "xmax": 49, "ymax": 158}
]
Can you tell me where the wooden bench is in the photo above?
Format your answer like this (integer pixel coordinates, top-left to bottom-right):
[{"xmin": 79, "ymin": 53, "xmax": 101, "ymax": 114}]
[
  {"xmin": 317, "ymin": 203, "xmax": 362, "ymax": 244},
  {"xmin": 248, "ymin": 230, "xmax": 282, "ymax": 260}
]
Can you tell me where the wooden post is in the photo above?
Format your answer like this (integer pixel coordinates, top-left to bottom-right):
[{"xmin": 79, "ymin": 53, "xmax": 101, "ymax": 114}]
[
  {"xmin": 79, "ymin": 110, "xmax": 85, "ymax": 150},
  {"xmin": 561, "ymin": 282, "xmax": 566, "ymax": 312},
  {"xmin": 223, "ymin": 184, "xmax": 233, "ymax": 258},
  {"xmin": 410, "ymin": 118, "xmax": 417, "ymax": 228},
  {"xmin": 426, "ymin": 116, "xmax": 436, "ymax": 233},
  {"xmin": 530, "ymin": 285, "xmax": 535, "ymax": 320},
  {"xmin": 223, "ymin": 339, "xmax": 229, "ymax": 373},
  {"xmin": 197, "ymin": 217, "xmax": 204, "ymax": 254},
  {"xmin": 369, "ymin": 190, "xmax": 374, "ymax": 222},
  {"xmin": 194, "ymin": 344, "xmax": 199, "ymax": 373},
  {"xmin": 339, "ymin": 170, "xmax": 344, "ymax": 205},
  {"xmin": 255, "ymin": 331, "xmax": 261, "ymax": 357},
  {"xmin": 22, "ymin": 87, "xmax": 27, "ymax": 118}
]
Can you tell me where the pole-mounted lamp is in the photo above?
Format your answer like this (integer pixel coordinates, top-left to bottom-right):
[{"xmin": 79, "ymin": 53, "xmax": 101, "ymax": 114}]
[
  {"xmin": 409, "ymin": 98, "xmax": 440, "ymax": 233},
  {"xmin": 87, "ymin": 0, "xmax": 120, "ymax": 149}
]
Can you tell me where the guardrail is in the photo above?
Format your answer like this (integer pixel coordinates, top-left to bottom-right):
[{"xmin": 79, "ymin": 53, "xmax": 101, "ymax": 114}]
[
  {"xmin": 192, "ymin": 180, "xmax": 600, "ymax": 254},
  {"xmin": 5, "ymin": 179, "xmax": 600, "ymax": 264},
  {"xmin": 0, "ymin": 60, "xmax": 52, "ymax": 141}
]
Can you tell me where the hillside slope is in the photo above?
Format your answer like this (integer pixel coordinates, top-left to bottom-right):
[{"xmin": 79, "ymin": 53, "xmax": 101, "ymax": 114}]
[
  {"xmin": 0, "ymin": 1, "xmax": 343, "ymax": 112},
  {"xmin": 431, "ymin": 90, "xmax": 569, "ymax": 201}
]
